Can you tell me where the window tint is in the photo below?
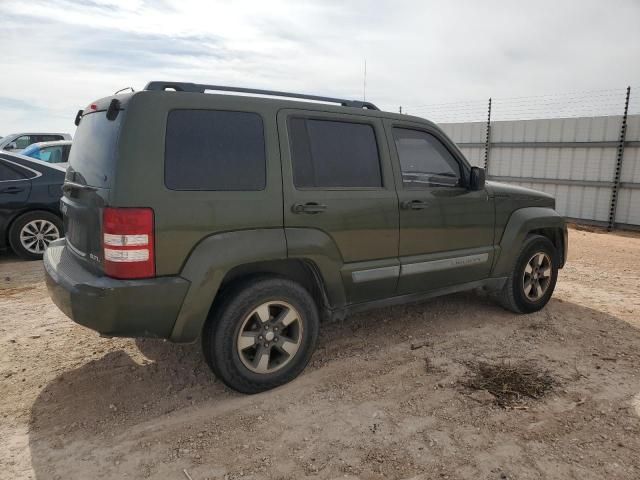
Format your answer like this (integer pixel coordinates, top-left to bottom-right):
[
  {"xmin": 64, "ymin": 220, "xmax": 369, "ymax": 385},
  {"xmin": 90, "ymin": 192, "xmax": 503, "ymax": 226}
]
[
  {"xmin": 289, "ymin": 118, "xmax": 381, "ymax": 188},
  {"xmin": 393, "ymin": 128, "xmax": 461, "ymax": 188},
  {"xmin": 165, "ymin": 110, "xmax": 266, "ymax": 191},
  {"xmin": 0, "ymin": 160, "xmax": 27, "ymax": 181}
]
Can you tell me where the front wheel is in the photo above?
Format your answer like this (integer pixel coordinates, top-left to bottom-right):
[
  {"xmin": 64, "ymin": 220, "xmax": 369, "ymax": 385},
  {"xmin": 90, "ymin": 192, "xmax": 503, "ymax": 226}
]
[
  {"xmin": 499, "ymin": 234, "xmax": 559, "ymax": 314},
  {"xmin": 203, "ymin": 276, "xmax": 320, "ymax": 394}
]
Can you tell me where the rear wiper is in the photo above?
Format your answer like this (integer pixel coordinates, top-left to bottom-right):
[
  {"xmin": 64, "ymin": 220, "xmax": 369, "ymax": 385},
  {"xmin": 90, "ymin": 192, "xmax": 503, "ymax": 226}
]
[{"xmin": 62, "ymin": 181, "xmax": 97, "ymax": 194}]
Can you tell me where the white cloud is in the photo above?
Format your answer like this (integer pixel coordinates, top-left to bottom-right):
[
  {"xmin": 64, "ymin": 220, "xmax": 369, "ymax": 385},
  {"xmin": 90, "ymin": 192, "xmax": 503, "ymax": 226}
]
[{"xmin": 0, "ymin": 0, "xmax": 638, "ymax": 134}]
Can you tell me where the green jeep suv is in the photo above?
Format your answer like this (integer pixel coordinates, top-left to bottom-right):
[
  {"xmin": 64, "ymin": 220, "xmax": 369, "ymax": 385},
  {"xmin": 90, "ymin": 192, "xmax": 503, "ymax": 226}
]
[{"xmin": 44, "ymin": 81, "xmax": 567, "ymax": 393}]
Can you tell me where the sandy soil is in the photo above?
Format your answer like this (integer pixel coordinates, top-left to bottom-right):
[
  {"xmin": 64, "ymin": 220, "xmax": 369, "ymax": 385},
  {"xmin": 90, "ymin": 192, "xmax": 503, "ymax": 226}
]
[{"xmin": 1, "ymin": 227, "xmax": 640, "ymax": 480}]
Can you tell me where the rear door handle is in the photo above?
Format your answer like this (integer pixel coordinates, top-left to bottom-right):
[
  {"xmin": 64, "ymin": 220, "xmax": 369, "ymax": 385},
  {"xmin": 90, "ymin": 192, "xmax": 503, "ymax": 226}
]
[
  {"xmin": 292, "ymin": 202, "xmax": 328, "ymax": 214},
  {"xmin": 0, "ymin": 186, "xmax": 25, "ymax": 194},
  {"xmin": 400, "ymin": 200, "xmax": 429, "ymax": 210}
]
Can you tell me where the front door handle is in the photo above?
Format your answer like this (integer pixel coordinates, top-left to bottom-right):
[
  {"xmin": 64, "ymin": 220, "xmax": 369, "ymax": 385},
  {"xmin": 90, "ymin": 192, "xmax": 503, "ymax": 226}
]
[
  {"xmin": 292, "ymin": 202, "xmax": 328, "ymax": 214},
  {"xmin": 400, "ymin": 200, "xmax": 429, "ymax": 210},
  {"xmin": 0, "ymin": 186, "xmax": 25, "ymax": 194}
]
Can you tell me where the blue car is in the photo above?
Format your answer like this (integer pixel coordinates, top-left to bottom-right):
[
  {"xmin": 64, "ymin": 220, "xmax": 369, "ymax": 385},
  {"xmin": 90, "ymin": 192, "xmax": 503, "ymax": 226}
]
[{"xmin": 22, "ymin": 140, "xmax": 72, "ymax": 166}]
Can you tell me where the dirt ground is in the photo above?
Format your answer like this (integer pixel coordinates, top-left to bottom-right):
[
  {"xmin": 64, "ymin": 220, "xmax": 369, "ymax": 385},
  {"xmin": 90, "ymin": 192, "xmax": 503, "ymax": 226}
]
[{"xmin": 1, "ymin": 227, "xmax": 640, "ymax": 480}]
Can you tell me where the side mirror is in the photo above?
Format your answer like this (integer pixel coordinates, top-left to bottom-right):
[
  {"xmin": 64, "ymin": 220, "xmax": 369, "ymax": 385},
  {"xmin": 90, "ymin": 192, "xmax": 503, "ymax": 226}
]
[
  {"xmin": 469, "ymin": 166, "xmax": 486, "ymax": 190},
  {"xmin": 5, "ymin": 142, "xmax": 16, "ymax": 151}
]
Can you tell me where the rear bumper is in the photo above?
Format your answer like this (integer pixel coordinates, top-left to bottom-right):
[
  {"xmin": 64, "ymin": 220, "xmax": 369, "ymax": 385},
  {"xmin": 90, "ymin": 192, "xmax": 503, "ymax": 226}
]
[{"xmin": 44, "ymin": 239, "xmax": 190, "ymax": 339}]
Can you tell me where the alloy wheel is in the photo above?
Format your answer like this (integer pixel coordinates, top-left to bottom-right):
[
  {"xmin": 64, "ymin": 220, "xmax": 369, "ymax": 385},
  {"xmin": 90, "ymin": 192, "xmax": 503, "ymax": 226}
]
[
  {"xmin": 236, "ymin": 301, "xmax": 303, "ymax": 374},
  {"xmin": 19, "ymin": 219, "xmax": 60, "ymax": 254},
  {"xmin": 522, "ymin": 252, "xmax": 552, "ymax": 301}
]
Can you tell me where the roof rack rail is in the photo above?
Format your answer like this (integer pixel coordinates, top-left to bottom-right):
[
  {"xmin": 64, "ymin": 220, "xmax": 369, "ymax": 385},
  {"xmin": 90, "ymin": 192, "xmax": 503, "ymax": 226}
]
[{"xmin": 144, "ymin": 81, "xmax": 379, "ymax": 110}]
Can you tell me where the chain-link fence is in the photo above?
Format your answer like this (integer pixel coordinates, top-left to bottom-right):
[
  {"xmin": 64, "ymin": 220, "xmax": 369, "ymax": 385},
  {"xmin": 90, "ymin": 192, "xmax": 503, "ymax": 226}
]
[{"xmin": 401, "ymin": 86, "xmax": 640, "ymax": 230}]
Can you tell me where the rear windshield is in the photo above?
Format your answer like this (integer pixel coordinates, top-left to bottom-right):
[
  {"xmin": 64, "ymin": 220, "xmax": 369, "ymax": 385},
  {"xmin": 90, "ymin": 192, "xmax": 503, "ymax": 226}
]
[{"xmin": 68, "ymin": 110, "xmax": 122, "ymax": 188}]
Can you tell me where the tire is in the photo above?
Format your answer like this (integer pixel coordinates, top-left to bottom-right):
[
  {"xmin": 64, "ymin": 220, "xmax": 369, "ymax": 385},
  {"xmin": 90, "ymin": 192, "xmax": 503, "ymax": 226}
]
[
  {"xmin": 202, "ymin": 276, "xmax": 320, "ymax": 394},
  {"xmin": 8, "ymin": 210, "xmax": 63, "ymax": 260},
  {"xmin": 499, "ymin": 234, "xmax": 559, "ymax": 314}
]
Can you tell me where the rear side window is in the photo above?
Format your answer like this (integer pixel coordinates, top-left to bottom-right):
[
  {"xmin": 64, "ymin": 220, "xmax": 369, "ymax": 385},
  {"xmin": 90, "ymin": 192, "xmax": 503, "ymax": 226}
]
[
  {"xmin": 288, "ymin": 118, "xmax": 382, "ymax": 188},
  {"xmin": 165, "ymin": 110, "xmax": 266, "ymax": 191},
  {"xmin": 0, "ymin": 160, "xmax": 28, "ymax": 181}
]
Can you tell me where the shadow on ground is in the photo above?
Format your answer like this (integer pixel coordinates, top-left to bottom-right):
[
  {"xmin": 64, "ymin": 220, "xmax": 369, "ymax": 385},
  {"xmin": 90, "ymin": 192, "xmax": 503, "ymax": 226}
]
[{"xmin": 27, "ymin": 294, "xmax": 640, "ymax": 479}]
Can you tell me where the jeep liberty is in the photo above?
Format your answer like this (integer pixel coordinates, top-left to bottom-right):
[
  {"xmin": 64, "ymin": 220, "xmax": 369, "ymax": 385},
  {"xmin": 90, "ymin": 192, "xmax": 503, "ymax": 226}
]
[{"xmin": 44, "ymin": 81, "xmax": 567, "ymax": 393}]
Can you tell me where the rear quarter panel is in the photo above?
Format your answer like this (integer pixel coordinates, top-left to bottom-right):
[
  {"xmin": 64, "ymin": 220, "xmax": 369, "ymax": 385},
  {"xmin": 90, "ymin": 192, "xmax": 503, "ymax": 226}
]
[
  {"xmin": 112, "ymin": 92, "xmax": 285, "ymax": 276},
  {"xmin": 29, "ymin": 171, "xmax": 65, "ymax": 214}
]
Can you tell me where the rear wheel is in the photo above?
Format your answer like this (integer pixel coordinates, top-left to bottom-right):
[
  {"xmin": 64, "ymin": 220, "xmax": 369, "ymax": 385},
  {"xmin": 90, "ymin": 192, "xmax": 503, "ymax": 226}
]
[
  {"xmin": 499, "ymin": 234, "xmax": 558, "ymax": 313},
  {"xmin": 9, "ymin": 210, "xmax": 62, "ymax": 260},
  {"xmin": 203, "ymin": 276, "xmax": 320, "ymax": 394}
]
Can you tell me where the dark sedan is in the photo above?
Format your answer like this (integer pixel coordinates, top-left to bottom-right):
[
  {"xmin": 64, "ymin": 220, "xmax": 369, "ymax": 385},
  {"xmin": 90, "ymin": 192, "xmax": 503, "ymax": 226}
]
[{"xmin": 0, "ymin": 153, "xmax": 65, "ymax": 259}]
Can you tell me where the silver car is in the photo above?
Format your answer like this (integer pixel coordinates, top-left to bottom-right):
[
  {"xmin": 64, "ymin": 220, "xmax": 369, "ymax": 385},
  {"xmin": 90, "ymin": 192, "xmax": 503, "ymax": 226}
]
[{"xmin": 0, "ymin": 132, "xmax": 72, "ymax": 153}]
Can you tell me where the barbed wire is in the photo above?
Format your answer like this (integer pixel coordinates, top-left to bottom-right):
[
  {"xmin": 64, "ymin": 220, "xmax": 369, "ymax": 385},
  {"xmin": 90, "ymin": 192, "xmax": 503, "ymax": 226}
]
[
  {"xmin": 401, "ymin": 86, "xmax": 638, "ymax": 123},
  {"xmin": 406, "ymin": 87, "xmax": 626, "ymax": 109},
  {"xmin": 410, "ymin": 100, "xmax": 625, "ymax": 117}
]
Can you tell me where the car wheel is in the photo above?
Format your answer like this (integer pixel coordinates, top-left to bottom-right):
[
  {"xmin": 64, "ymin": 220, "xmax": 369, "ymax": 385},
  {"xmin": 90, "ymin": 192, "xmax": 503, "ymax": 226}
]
[
  {"xmin": 499, "ymin": 234, "xmax": 559, "ymax": 314},
  {"xmin": 9, "ymin": 210, "xmax": 63, "ymax": 260},
  {"xmin": 203, "ymin": 276, "xmax": 320, "ymax": 394}
]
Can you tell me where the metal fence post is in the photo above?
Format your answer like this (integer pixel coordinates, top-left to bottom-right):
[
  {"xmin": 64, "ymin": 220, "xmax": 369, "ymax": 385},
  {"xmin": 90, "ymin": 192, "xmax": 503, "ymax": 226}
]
[
  {"xmin": 483, "ymin": 97, "xmax": 492, "ymax": 172},
  {"xmin": 607, "ymin": 86, "xmax": 631, "ymax": 231}
]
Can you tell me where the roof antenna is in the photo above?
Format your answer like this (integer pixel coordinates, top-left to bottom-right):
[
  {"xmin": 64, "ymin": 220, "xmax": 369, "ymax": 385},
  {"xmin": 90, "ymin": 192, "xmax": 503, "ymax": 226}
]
[
  {"xmin": 114, "ymin": 87, "xmax": 135, "ymax": 95},
  {"xmin": 363, "ymin": 59, "xmax": 367, "ymax": 102}
]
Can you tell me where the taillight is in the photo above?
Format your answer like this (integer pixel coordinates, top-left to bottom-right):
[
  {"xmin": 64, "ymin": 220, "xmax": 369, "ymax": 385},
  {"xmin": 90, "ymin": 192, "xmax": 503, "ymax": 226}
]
[{"xmin": 102, "ymin": 207, "xmax": 155, "ymax": 279}]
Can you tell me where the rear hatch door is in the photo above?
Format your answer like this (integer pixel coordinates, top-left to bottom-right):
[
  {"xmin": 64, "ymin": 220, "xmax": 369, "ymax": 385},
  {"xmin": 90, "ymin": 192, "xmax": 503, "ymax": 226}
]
[{"xmin": 62, "ymin": 98, "xmax": 126, "ymax": 273}]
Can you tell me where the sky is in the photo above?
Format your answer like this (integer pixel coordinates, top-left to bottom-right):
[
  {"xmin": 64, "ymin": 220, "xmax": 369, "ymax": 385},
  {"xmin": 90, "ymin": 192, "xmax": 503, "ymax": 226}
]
[{"xmin": 0, "ymin": 0, "xmax": 639, "ymax": 134}]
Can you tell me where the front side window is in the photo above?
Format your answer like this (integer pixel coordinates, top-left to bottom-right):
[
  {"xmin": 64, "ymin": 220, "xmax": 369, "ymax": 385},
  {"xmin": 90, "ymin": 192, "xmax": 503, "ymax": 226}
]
[
  {"xmin": 288, "ymin": 118, "xmax": 382, "ymax": 188},
  {"xmin": 393, "ymin": 128, "xmax": 461, "ymax": 188},
  {"xmin": 165, "ymin": 109, "xmax": 266, "ymax": 191}
]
